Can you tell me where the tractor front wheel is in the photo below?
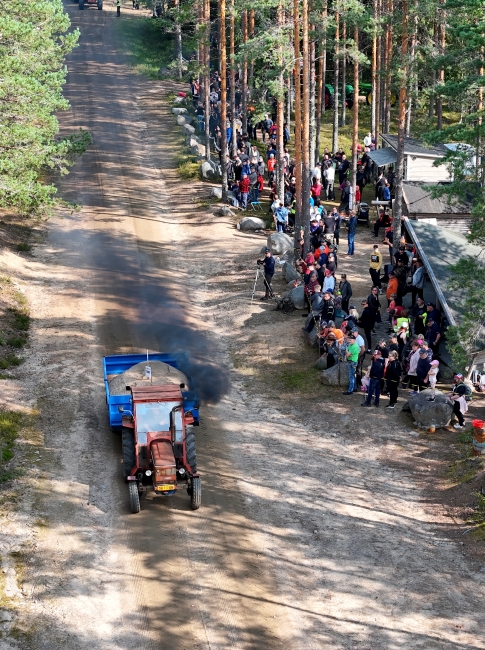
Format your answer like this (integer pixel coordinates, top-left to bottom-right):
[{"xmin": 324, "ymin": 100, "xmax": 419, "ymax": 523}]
[
  {"xmin": 122, "ymin": 428, "xmax": 136, "ymax": 478},
  {"xmin": 190, "ymin": 477, "xmax": 201, "ymax": 510},
  {"xmin": 186, "ymin": 427, "xmax": 197, "ymax": 473},
  {"xmin": 128, "ymin": 481, "xmax": 141, "ymax": 513}
]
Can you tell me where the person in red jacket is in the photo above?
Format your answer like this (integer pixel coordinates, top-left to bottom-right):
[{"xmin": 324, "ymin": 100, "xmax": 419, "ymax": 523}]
[{"xmin": 239, "ymin": 174, "xmax": 250, "ymax": 209}]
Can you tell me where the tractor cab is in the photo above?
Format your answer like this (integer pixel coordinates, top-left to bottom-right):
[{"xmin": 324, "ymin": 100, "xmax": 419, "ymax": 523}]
[{"xmin": 120, "ymin": 385, "xmax": 200, "ymax": 512}]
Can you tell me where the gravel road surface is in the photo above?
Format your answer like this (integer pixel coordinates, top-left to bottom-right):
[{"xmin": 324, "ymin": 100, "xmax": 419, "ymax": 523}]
[{"xmin": 1, "ymin": 3, "xmax": 484, "ymax": 649}]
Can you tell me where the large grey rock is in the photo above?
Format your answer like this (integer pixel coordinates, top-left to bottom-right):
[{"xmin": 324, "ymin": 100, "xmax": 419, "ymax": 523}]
[
  {"xmin": 172, "ymin": 107, "xmax": 188, "ymax": 115},
  {"xmin": 183, "ymin": 123, "xmax": 195, "ymax": 135},
  {"xmin": 408, "ymin": 389, "xmax": 453, "ymax": 428},
  {"xmin": 158, "ymin": 67, "xmax": 170, "ymax": 78},
  {"xmin": 211, "ymin": 186, "xmax": 223, "ymax": 199},
  {"xmin": 238, "ymin": 216, "xmax": 266, "ymax": 231},
  {"xmin": 288, "ymin": 285, "xmax": 305, "ymax": 309},
  {"xmin": 189, "ymin": 135, "xmax": 200, "ymax": 147},
  {"xmin": 215, "ymin": 205, "xmax": 236, "ymax": 217},
  {"xmin": 267, "ymin": 232, "xmax": 293, "ymax": 255},
  {"xmin": 283, "ymin": 261, "xmax": 301, "ymax": 283},
  {"xmin": 173, "ymin": 95, "xmax": 186, "ymax": 104},
  {"xmin": 201, "ymin": 161, "xmax": 221, "ymax": 181},
  {"xmin": 303, "ymin": 328, "xmax": 319, "ymax": 347},
  {"xmin": 285, "ymin": 280, "xmax": 301, "ymax": 291},
  {"xmin": 320, "ymin": 362, "xmax": 350, "ymax": 386},
  {"xmin": 176, "ymin": 115, "xmax": 187, "ymax": 126},
  {"xmin": 315, "ymin": 354, "xmax": 328, "ymax": 370}
]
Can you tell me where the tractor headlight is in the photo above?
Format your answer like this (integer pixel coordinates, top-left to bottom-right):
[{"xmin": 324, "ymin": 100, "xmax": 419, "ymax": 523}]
[
  {"xmin": 178, "ymin": 468, "xmax": 186, "ymax": 475},
  {"xmin": 145, "ymin": 470, "xmax": 152, "ymax": 477}
]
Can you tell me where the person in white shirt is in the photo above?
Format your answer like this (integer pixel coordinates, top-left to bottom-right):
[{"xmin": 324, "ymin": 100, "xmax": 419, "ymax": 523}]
[
  {"xmin": 364, "ymin": 132, "xmax": 373, "ymax": 147},
  {"xmin": 324, "ymin": 164, "xmax": 335, "ymax": 200},
  {"xmin": 323, "ymin": 270, "xmax": 336, "ymax": 293},
  {"xmin": 426, "ymin": 360, "xmax": 439, "ymax": 402},
  {"xmin": 312, "ymin": 162, "xmax": 322, "ymax": 181}
]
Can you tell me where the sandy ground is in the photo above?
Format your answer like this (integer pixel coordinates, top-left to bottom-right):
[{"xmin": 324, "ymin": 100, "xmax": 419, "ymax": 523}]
[{"xmin": 0, "ymin": 2, "xmax": 485, "ymax": 649}]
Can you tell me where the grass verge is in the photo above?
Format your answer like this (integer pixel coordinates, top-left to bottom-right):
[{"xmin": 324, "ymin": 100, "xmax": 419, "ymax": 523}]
[
  {"xmin": 0, "ymin": 411, "xmax": 24, "ymax": 482},
  {"xmin": 115, "ymin": 15, "xmax": 176, "ymax": 79},
  {"xmin": 446, "ymin": 430, "xmax": 484, "ymax": 484}
]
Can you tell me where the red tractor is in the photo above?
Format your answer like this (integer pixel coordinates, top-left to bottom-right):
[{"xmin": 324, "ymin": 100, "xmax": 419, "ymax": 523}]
[{"xmin": 119, "ymin": 385, "xmax": 200, "ymax": 513}]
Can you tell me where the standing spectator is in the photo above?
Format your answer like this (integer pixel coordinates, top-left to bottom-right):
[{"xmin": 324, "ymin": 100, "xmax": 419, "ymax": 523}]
[
  {"xmin": 343, "ymin": 332, "xmax": 361, "ymax": 395},
  {"xmin": 238, "ymin": 173, "xmax": 250, "ymax": 209},
  {"xmin": 426, "ymin": 360, "xmax": 440, "ymax": 402},
  {"xmin": 262, "ymin": 114, "xmax": 273, "ymax": 142},
  {"xmin": 337, "ymin": 154, "xmax": 350, "ymax": 184},
  {"xmin": 258, "ymin": 248, "xmax": 275, "ymax": 300},
  {"xmin": 362, "ymin": 350, "xmax": 386, "ymax": 407},
  {"xmin": 274, "ymin": 202, "xmax": 289, "ymax": 233},
  {"xmin": 358, "ymin": 299, "xmax": 376, "ymax": 354},
  {"xmin": 385, "ymin": 350, "xmax": 402, "ymax": 408},
  {"xmin": 324, "ymin": 162, "xmax": 335, "ymax": 200},
  {"xmin": 311, "ymin": 177, "xmax": 323, "ymax": 200},
  {"xmin": 412, "ymin": 297, "xmax": 427, "ymax": 336},
  {"xmin": 346, "ymin": 210, "xmax": 357, "ymax": 256},
  {"xmin": 367, "ymin": 286, "xmax": 381, "ymax": 330},
  {"xmin": 425, "ymin": 317, "xmax": 441, "ymax": 355},
  {"xmin": 369, "ymin": 244, "xmax": 383, "ymax": 290},
  {"xmin": 403, "ymin": 260, "xmax": 425, "ymax": 305},
  {"xmin": 412, "ymin": 348, "xmax": 431, "ymax": 395},
  {"xmin": 267, "ymin": 154, "xmax": 276, "ymax": 185},
  {"xmin": 339, "ymin": 180, "xmax": 352, "ymax": 212},
  {"xmin": 339, "ymin": 274, "xmax": 352, "ymax": 314}
]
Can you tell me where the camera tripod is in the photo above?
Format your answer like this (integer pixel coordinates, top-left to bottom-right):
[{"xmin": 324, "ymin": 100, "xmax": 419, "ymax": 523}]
[{"xmin": 250, "ymin": 264, "xmax": 275, "ymax": 304}]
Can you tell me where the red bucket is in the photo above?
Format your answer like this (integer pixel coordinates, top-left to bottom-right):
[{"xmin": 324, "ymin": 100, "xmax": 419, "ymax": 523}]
[{"xmin": 472, "ymin": 419, "xmax": 485, "ymax": 429}]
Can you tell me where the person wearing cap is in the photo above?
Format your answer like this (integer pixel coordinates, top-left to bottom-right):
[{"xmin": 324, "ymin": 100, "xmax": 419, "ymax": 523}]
[
  {"xmin": 425, "ymin": 317, "xmax": 441, "ymax": 355},
  {"xmin": 338, "ymin": 274, "xmax": 352, "ymax": 314},
  {"xmin": 257, "ymin": 248, "xmax": 275, "ymax": 300},
  {"xmin": 411, "ymin": 348, "xmax": 431, "ymax": 395},
  {"xmin": 369, "ymin": 244, "xmax": 383, "ymax": 290},
  {"xmin": 447, "ymin": 376, "xmax": 469, "ymax": 429},
  {"xmin": 343, "ymin": 332, "xmax": 361, "ymax": 395},
  {"xmin": 426, "ymin": 302, "xmax": 441, "ymax": 324},
  {"xmin": 362, "ymin": 349, "xmax": 386, "ymax": 406}
]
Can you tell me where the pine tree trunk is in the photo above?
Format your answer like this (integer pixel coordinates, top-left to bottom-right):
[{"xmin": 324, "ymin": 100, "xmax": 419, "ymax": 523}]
[
  {"xmin": 203, "ymin": 0, "xmax": 211, "ymax": 160},
  {"xmin": 309, "ymin": 29, "xmax": 317, "ymax": 167},
  {"xmin": 341, "ymin": 17, "xmax": 346, "ymax": 127},
  {"xmin": 293, "ymin": 0, "xmax": 302, "ymax": 248},
  {"xmin": 405, "ymin": 9, "xmax": 417, "ymax": 138},
  {"xmin": 287, "ymin": 74, "xmax": 292, "ymax": 133},
  {"xmin": 249, "ymin": 10, "xmax": 255, "ymax": 90},
  {"xmin": 332, "ymin": 8, "xmax": 340, "ymax": 152},
  {"xmin": 277, "ymin": 0, "xmax": 286, "ymax": 201},
  {"xmin": 315, "ymin": 37, "xmax": 323, "ymax": 162},
  {"xmin": 371, "ymin": 0, "xmax": 377, "ymax": 137},
  {"xmin": 229, "ymin": 0, "xmax": 237, "ymax": 157},
  {"xmin": 383, "ymin": 0, "xmax": 393, "ymax": 134},
  {"xmin": 302, "ymin": 0, "xmax": 311, "ymax": 253},
  {"xmin": 219, "ymin": 0, "xmax": 228, "ymax": 201},
  {"xmin": 436, "ymin": 7, "xmax": 445, "ymax": 130},
  {"xmin": 392, "ymin": 0, "xmax": 408, "ymax": 258},
  {"xmin": 241, "ymin": 11, "xmax": 248, "ymax": 134},
  {"xmin": 174, "ymin": 0, "xmax": 183, "ymax": 81},
  {"xmin": 374, "ymin": 0, "xmax": 381, "ymax": 149},
  {"xmin": 352, "ymin": 24, "xmax": 359, "ymax": 203}
]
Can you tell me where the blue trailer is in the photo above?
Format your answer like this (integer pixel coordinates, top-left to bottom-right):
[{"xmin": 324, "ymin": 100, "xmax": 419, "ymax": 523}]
[{"xmin": 103, "ymin": 352, "xmax": 200, "ymax": 431}]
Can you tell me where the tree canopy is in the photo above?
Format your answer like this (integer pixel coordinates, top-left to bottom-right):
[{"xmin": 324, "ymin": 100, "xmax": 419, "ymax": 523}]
[{"xmin": 0, "ymin": 0, "xmax": 90, "ymax": 215}]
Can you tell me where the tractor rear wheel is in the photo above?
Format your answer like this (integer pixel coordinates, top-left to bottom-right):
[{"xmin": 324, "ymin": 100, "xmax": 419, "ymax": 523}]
[
  {"xmin": 122, "ymin": 428, "xmax": 136, "ymax": 478},
  {"xmin": 190, "ymin": 477, "xmax": 201, "ymax": 510},
  {"xmin": 128, "ymin": 481, "xmax": 141, "ymax": 513},
  {"xmin": 186, "ymin": 427, "xmax": 197, "ymax": 473}
]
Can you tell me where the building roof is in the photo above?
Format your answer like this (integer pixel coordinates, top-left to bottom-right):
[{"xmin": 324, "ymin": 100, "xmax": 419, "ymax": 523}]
[
  {"xmin": 381, "ymin": 134, "xmax": 448, "ymax": 158},
  {"xmin": 405, "ymin": 219, "xmax": 485, "ymax": 325},
  {"xmin": 402, "ymin": 182, "xmax": 472, "ymax": 216},
  {"xmin": 368, "ymin": 148, "xmax": 397, "ymax": 167}
]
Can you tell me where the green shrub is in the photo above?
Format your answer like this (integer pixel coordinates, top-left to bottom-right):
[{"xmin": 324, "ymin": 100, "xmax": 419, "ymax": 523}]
[
  {"xmin": 0, "ymin": 355, "xmax": 22, "ymax": 369},
  {"xmin": 177, "ymin": 160, "xmax": 200, "ymax": 180},
  {"xmin": 16, "ymin": 243, "xmax": 32, "ymax": 252},
  {"xmin": 0, "ymin": 411, "xmax": 24, "ymax": 481},
  {"xmin": 7, "ymin": 337, "xmax": 27, "ymax": 349}
]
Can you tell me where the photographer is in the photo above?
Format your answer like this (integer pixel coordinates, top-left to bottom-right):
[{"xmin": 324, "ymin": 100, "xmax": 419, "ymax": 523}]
[{"xmin": 257, "ymin": 248, "xmax": 275, "ymax": 301}]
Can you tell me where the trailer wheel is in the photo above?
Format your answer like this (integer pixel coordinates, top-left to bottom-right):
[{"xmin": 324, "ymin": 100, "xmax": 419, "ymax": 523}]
[
  {"xmin": 128, "ymin": 481, "xmax": 141, "ymax": 513},
  {"xmin": 186, "ymin": 428, "xmax": 197, "ymax": 473},
  {"xmin": 190, "ymin": 477, "xmax": 201, "ymax": 510},
  {"xmin": 324, "ymin": 90, "xmax": 334, "ymax": 110},
  {"xmin": 122, "ymin": 428, "xmax": 136, "ymax": 478}
]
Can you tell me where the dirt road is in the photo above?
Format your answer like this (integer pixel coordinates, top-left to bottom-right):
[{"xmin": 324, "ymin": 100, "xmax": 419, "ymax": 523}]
[{"xmin": 1, "ymin": 3, "xmax": 484, "ymax": 649}]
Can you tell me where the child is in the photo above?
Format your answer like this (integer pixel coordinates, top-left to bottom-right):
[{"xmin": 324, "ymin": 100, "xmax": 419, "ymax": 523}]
[{"xmin": 426, "ymin": 360, "xmax": 439, "ymax": 401}]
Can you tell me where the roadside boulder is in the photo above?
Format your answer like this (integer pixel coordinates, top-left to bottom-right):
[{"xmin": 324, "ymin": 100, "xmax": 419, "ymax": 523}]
[
  {"xmin": 303, "ymin": 328, "xmax": 319, "ymax": 347},
  {"xmin": 183, "ymin": 123, "xmax": 195, "ymax": 136},
  {"xmin": 283, "ymin": 261, "xmax": 301, "ymax": 283},
  {"xmin": 172, "ymin": 107, "xmax": 187, "ymax": 115},
  {"xmin": 288, "ymin": 285, "xmax": 305, "ymax": 309},
  {"xmin": 315, "ymin": 354, "xmax": 328, "ymax": 370},
  {"xmin": 215, "ymin": 205, "xmax": 236, "ymax": 217},
  {"xmin": 238, "ymin": 216, "xmax": 266, "ymax": 231},
  {"xmin": 176, "ymin": 115, "xmax": 187, "ymax": 126},
  {"xmin": 285, "ymin": 280, "xmax": 301, "ymax": 291},
  {"xmin": 267, "ymin": 232, "xmax": 293, "ymax": 255},
  {"xmin": 210, "ymin": 186, "xmax": 223, "ymax": 199},
  {"xmin": 201, "ymin": 161, "xmax": 221, "ymax": 181},
  {"xmin": 408, "ymin": 389, "xmax": 453, "ymax": 428},
  {"xmin": 158, "ymin": 67, "xmax": 170, "ymax": 78},
  {"xmin": 173, "ymin": 95, "xmax": 186, "ymax": 104},
  {"xmin": 320, "ymin": 362, "xmax": 350, "ymax": 387}
]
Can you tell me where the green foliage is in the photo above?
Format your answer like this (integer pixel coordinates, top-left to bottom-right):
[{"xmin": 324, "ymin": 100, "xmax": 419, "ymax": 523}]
[
  {"xmin": 445, "ymin": 257, "xmax": 485, "ymax": 373},
  {"xmin": 6, "ymin": 337, "xmax": 26, "ymax": 349},
  {"xmin": 177, "ymin": 160, "xmax": 200, "ymax": 180},
  {"xmin": 0, "ymin": 410, "xmax": 23, "ymax": 481},
  {"xmin": 469, "ymin": 491, "xmax": 485, "ymax": 532},
  {"xmin": 116, "ymin": 16, "xmax": 179, "ymax": 79},
  {"xmin": 16, "ymin": 243, "xmax": 31, "ymax": 252},
  {"xmin": 0, "ymin": 0, "xmax": 90, "ymax": 215},
  {"xmin": 0, "ymin": 355, "xmax": 22, "ymax": 370},
  {"xmin": 9, "ymin": 310, "xmax": 30, "ymax": 332}
]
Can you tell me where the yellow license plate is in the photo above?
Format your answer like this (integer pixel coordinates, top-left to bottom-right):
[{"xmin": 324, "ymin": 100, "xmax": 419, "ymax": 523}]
[{"xmin": 156, "ymin": 484, "xmax": 175, "ymax": 492}]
